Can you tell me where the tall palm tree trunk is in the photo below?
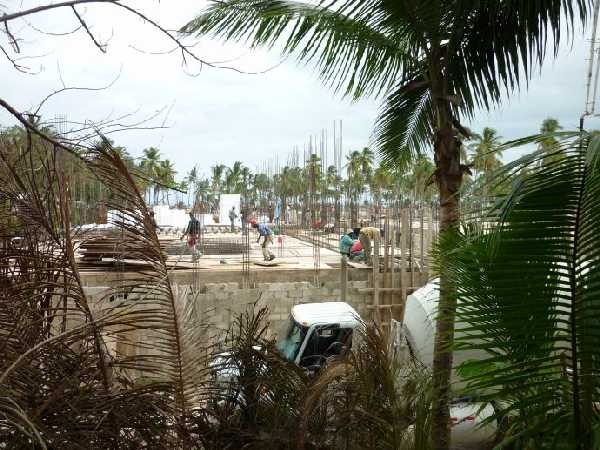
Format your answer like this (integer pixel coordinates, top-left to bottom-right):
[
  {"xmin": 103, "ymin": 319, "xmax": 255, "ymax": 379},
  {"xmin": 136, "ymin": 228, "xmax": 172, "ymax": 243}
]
[
  {"xmin": 350, "ymin": 197, "xmax": 358, "ymax": 227},
  {"xmin": 281, "ymin": 197, "xmax": 287, "ymax": 223},
  {"xmin": 430, "ymin": 65, "xmax": 464, "ymax": 450},
  {"xmin": 320, "ymin": 200, "xmax": 327, "ymax": 227}
]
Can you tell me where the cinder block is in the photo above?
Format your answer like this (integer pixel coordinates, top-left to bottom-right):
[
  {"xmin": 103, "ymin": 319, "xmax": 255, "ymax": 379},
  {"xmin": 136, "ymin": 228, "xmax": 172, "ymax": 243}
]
[
  {"xmin": 204, "ymin": 283, "xmax": 226, "ymax": 292},
  {"xmin": 287, "ymin": 290, "xmax": 303, "ymax": 299}
]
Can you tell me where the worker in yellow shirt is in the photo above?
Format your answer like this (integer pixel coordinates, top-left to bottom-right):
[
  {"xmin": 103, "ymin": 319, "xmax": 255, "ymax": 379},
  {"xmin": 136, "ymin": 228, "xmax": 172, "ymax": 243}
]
[{"xmin": 359, "ymin": 226, "xmax": 381, "ymax": 266}]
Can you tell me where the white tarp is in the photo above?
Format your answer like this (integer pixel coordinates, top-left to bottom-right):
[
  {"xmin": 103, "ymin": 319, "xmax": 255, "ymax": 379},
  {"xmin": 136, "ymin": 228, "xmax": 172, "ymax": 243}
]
[
  {"xmin": 152, "ymin": 205, "xmax": 188, "ymax": 228},
  {"xmin": 219, "ymin": 194, "xmax": 241, "ymax": 226}
]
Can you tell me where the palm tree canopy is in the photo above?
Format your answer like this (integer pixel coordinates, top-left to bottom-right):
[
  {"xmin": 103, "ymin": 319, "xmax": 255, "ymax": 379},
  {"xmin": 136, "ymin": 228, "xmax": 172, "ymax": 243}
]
[
  {"xmin": 140, "ymin": 147, "xmax": 161, "ymax": 177},
  {"xmin": 539, "ymin": 117, "xmax": 564, "ymax": 164},
  {"xmin": 157, "ymin": 159, "xmax": 177, "ymax": 186},
  {"xmin": 211, "ymin": 164, "xmax": 226, "ymax": 192},
  {"xmin": 183, "ymin": 0, "xmax": 590, "ymax": 167},
  {"xmin": 469, "ymin": 127, "xmax": 503, "ymax": 175}
]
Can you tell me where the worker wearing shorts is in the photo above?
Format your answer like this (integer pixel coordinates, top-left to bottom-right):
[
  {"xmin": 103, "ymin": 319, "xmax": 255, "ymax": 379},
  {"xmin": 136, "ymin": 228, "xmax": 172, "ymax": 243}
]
[
  {"xmin": 252, "ymin": 221, "xmax": 275, "ymax": 261},
  {"xmin": 359, "ymin": 227, "xmax": 380, "ymax": 266}
]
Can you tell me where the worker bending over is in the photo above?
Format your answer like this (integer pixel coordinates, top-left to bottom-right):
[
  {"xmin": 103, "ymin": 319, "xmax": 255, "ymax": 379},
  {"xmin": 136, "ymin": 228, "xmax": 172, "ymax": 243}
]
[
  {"xmin": 359, "ymin": 226, "xmax": 381, "ymax": 266},
  {"xmin": 252, "ymin": 221, "xmax": 276, "ymax": 261}
]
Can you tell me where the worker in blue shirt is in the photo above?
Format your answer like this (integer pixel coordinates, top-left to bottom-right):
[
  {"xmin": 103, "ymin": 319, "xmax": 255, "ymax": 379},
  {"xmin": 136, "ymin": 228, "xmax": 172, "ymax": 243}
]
[{"xmin": 251, "ymin": 220, "xmax": 275, "ymax": 261}]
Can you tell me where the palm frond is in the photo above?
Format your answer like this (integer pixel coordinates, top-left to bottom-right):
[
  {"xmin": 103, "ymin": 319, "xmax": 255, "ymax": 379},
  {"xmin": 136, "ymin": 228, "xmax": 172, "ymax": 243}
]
[
  {"xmin": 0, "ymin": 134, "xmax": 177, "ymax": 448},
  {"xmin": 85, "ymin": 138, "xmax": 216, "ymax": 436},
  {"xmin": 182, "ymin": 0, "xmax": 416, "ymax": 99},
  {"xmin": 300, "ymin": 323, "xmax": 432, "ymax": 449},
  {"xmin": 451, "ymin": 0, "xmax": 591, "ymax": 113},
  {"xmin": 443, "ymin": 131, "xmax": 600, "ymax": 447},
  {"xmin": 373, "ymin": 76, "xmax": 433, "ymax": 170}
]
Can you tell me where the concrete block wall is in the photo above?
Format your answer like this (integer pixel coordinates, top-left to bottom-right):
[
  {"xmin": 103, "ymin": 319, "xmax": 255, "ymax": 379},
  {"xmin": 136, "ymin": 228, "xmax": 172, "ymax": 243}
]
[
  {"xmin": 188, "ymin": 280, "xmax": 371, "ymax": 340},
  {"xmin": 81, "ymin": 280, "xmax": 372, "ymax": 366}
]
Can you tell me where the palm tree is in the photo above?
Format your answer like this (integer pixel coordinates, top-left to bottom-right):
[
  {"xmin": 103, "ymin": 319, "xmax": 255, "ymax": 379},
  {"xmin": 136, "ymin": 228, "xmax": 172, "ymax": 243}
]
[
  {"xmin": 304, "ymin": 153, "xmax": 322, "ymax": 226},
  {"xmin": 157, "ymin": 159, "xmax": 176, "ymax": 206},
  {"xmin": 469, "ymin": 127, "xmax": 503, "ymax": 179},
  {"xmin": 186, "ymin": 166, "xmax": 199, "ymax": 206},
  {"xmin": 194, "ymin": 177, "xmax": 214, "ymax": 212},
  {"xmin": 183, "ymin": 3, "xmax": 590, "ymax": 446},
  {"xmin": 539, "ymin": 117, "xmax": 563, "ymax": 165},
  {"xmin": 346, "ymin": 150, "xmax": 371, "ymax": 226},
  {"xmin": 211, "ymin": 164, "xmax": 226, "ymax": 194},
  {"xmin": 240, "ymin": 166, "xmax": 252, "ymax": 194},
  {"xmin": 275, "ymin": 166, "xmax": 302, "ymax": 223},
  {"xmin": 140, "ymin": 147, "xmax": 161, "ymax": 204},
  {"xmin": 224, "ymin": 161, "xmax": 243, "ymax": 193},
  {"xmin": 325, "ymin": 165, "xmax": 342, "ymax": 230},
  {"xmin": 370, "ymin": 165, "xmax": 392, "ymax": 215},
  {"xmin": 358, "ymin": 147, "xmax": 375, "ymax": 180},
  {"xmin": 410, "ymin": 155, "xmax": 436, "ymax": 204},
  {"xmin": 252, "ymin": 172, "xmax": 272, "ymax": 218}
]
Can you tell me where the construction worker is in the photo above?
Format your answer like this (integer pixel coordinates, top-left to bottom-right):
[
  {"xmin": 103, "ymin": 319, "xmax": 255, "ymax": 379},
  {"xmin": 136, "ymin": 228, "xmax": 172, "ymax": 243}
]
[
  {"xmin": 359, "ymin": 226, "xmax": 381, "ymax": 266},
  {"xmin": 339, "ymin": 233, "xmax": 354, "ymax": 257},
  {"xmin": 349, "ymin": 239, "xmax": 364, "ymax": 261},
  {"xmin": 251, "ymin": 220, "xmax": 275, "ymax": 261},
  {"xmin": 228, "ymin": 206, "xmax": 238, "ymax": 233},
  {"xmin": 181, "ymin": 210, "xmax": 201, "ymax": 261}
]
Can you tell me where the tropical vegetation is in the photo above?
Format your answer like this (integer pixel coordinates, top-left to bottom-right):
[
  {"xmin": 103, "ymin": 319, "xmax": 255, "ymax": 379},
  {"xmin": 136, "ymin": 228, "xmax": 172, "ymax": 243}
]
[
  {"xmin": 183, "ymin": 2, "xmax": 590, "ymax": 445},
  {"xmin": 437, "ymin": 129, "xmax": 600, "ymax": 449}
]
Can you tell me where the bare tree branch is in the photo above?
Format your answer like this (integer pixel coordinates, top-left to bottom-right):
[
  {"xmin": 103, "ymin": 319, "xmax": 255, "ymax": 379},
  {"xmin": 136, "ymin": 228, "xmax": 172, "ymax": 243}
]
[
  {"xmin": 4, "ymin": 20, "xmax": 20, "ymax": 52},
  {"xmin": 70, "ymin": 5, "xmax": 106, "ymax": 53},
  {"xmin": 33, "ymin": 64, "xmax": 122, "ymax": 116},
  {"xmin": 1, "ymin": 0, "xmax": 266, "ymax": 74},
  {"xmin": 25, "ymin": 20, "xmax": 83, "ymax": 36},
  {"xmin": 0, "ymin": 0, "xmax": 114, "ymax": 23},
  {"xmin": 0, "ymin": 95, "xmax": 185, "ymax": 194}
]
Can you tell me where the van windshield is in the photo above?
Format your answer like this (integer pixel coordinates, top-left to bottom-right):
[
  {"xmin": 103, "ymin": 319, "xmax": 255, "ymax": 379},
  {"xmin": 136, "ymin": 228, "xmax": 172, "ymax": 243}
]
[{"xmin": 276, "ymin": 317, "xmax": 307, "ymax": 362}]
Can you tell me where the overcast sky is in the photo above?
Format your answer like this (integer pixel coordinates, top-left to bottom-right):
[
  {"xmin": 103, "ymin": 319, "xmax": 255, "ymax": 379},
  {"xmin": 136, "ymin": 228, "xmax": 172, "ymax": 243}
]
[{"xmin": 1, "ymin": 1, "xmax": 597, "ymax": 179}]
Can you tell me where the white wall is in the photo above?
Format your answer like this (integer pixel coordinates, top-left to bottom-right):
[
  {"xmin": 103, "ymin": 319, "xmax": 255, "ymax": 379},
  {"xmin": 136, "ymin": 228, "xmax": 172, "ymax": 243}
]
[
  {"xmin": 219, "ymin": 194, "xmax": 241, "ymax": 226},
  {"xmin": 152, "ymin": 205, "xmax": 188, "ymax": 228}
]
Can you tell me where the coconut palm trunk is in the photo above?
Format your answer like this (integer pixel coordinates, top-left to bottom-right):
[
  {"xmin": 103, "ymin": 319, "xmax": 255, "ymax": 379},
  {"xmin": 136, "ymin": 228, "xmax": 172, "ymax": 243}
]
[{"xmin": 431, "ymin": 108, "xmax": 463, "ymax": 450}]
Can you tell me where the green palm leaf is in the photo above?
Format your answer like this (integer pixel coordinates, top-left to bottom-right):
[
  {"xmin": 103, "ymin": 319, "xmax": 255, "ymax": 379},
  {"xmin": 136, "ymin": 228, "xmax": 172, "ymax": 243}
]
[
  {"xmin": 443, "ymin": 132, "xmax": 600, "ymax": 448},
  {"xmin": 182, "ymin": 0, "xmax": 415, "ymax": 99},
  {"xmin": 374, "ymin": 77, "xmax": 433, "ymax": 169}
]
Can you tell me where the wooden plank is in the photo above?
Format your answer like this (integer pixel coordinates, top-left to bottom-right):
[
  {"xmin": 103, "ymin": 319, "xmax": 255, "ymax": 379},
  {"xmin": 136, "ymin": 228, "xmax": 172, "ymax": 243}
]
[
  {"xmin": 341, "ymin": 255, "xmax": 348, "ymax": 302},
  {"xmin": 373, "ymin": 234, "xmax": 380, "ymax": 324},
  {"xmin": 383, "ymin": 215, "xmax": 389, "ymax": 278},
  {"xmin": 359, "ymin": 287, "xmax": 417, "ymax": 294},
  {"xmin": 253, "ymin": 261, "xmax": 280, "ymax": 267},
  {"xmin": 390, "ymin": 219, "xmax": 395, "ymax": 294},
  {"xmin": 346, "ymin": 260, "xmax": 370, "ymax": 269},
  {"xmin": 400, "ymin": 209, "xmax": 408, "ymax": 323},
  {"xmin": 420, "ymin": 208, "xmax": 425, "ymax": 270},
  {"xmin": 367, "ymin": 304, "xmax": 404, "ymax": 309},
  {"xmin": 358, "ymin": 287, "xmax": 404, "ymax": 293},
  {"xmin": 427, "ymin": 207, "xmax": 434, "ymax": 272}
]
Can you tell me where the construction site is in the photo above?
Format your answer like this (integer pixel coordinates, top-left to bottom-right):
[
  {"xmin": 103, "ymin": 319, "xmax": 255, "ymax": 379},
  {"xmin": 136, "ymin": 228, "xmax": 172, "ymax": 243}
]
[
  {"xmin": 58, "ymin": 119, "xmax": 438, "ymax": 338},
  {"xmin": 77, "ymin": 195, "xmax": 438, "ymax": 336}
]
